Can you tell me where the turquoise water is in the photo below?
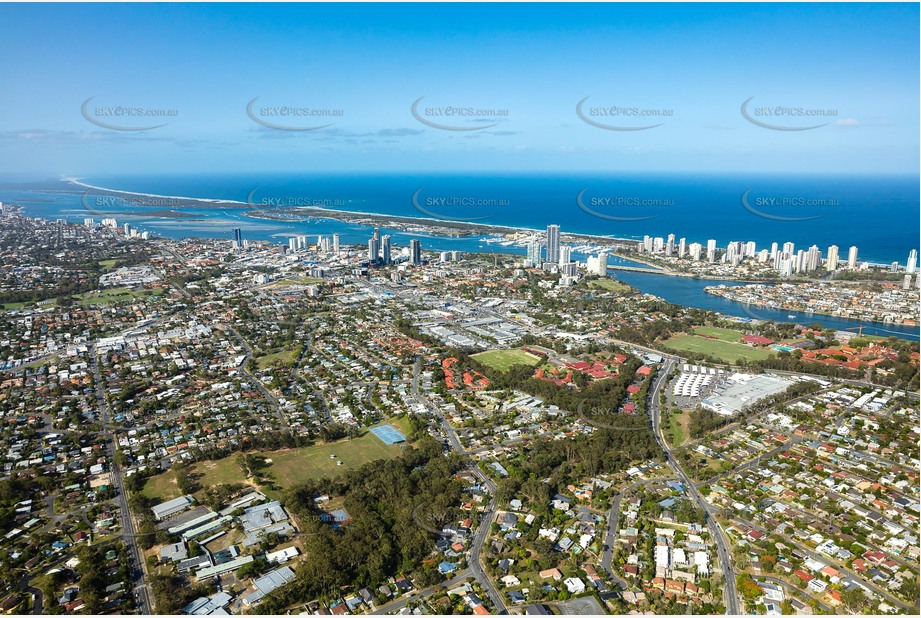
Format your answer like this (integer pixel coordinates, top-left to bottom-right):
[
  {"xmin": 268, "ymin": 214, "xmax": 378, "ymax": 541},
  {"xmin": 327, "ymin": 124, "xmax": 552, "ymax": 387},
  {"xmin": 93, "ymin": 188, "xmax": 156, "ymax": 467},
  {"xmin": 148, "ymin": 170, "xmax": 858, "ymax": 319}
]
[{"xmin": 0, "ymin": 176, "xmax": 917, "ymax": 340}]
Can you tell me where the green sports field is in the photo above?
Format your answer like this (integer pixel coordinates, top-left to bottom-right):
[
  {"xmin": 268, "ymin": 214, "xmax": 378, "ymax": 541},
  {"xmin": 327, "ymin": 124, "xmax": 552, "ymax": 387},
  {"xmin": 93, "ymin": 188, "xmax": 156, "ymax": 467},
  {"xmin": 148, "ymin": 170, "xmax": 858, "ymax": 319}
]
[
  {"xmin": 77, "ymin": 287, "xmax": 152, "ymax": 306},
  {"xmin": 663, "ymin": 334, "xmax": 773, "ymax": 363},
  {"xmin": 140, "ymin": 419, "xmax": 410, "ymax": 502},
  {"xmin": 472, "ymin": 349, "xmax": 542, "ymax": 372},
  {"xmin": 691, "ymin": 326, "xmax": 744, "ymax": 342}
]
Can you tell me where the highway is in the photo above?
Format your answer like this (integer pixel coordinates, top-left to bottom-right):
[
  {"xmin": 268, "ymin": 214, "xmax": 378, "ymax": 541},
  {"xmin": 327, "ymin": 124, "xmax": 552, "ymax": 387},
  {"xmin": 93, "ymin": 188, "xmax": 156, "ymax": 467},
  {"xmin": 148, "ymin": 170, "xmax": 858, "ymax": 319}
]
[{"xmin": 647, "ymin": 355, "xmax": 742, "ymax": 615}]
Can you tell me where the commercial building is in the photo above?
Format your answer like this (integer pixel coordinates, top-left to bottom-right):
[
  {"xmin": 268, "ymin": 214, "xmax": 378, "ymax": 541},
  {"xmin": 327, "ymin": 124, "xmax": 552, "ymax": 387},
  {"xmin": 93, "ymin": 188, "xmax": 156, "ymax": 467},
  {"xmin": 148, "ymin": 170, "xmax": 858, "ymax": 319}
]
[
  {"xmin": 151, "ymin": 495, "xmax": 193, "ymax": 521},
  {"xmin": 368, "ymin": 237, "xmax": 380, "ymax": 264},
  {"xmin": 701, "ymin": 373, "xmax": 794, "ymax": 416},
  {"xmin": 243, "ymin": 566, "xmax": 296, "ymax": 606},
  {"xmin": 526, "ymin": 242, "xmax": 542, "ymax": 267},
  {"xmin": 195, "ymin": 555, "xmax": 254, "ymax": 580},
  {"xmin": 826, "ymin": 245, "xmax": 839, "ymax": 271}
]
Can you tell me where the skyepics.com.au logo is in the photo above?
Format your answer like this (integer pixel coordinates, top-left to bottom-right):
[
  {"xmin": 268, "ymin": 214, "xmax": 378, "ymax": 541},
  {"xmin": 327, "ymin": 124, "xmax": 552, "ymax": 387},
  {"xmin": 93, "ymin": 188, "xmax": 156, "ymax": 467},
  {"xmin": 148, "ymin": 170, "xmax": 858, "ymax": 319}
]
[
  {"xmin": 411, "ymin": 503, "xmax": 455, "ymax": 536},
  {"xmin": 246, "ymin": 187, "xmax": 346, "ymax": 212},
  {"xmin": 246, "ymin": 97, "xmax": 344, "ymax": 131},
  {"xmin": 80, "ymin": 189, "xmax": 185, "ymax": 216},
  {"xmin": 740, "ymin": 97, "xmax": 837, "ymax": 131},
  {"xmin": 741, "ymin": 189, "xmax": 838, "ymax": 221},
  {"xmin": 411, "ymin": 97, "xmax": 509, "ymax": 131},
  {"xmin": 739, "ymin": 302, "xmax": 783, "ymax": 324},
  {"xmin": 411, "ymin": 188, "xmax": 509, "ymax": 222},
  {"xmin": 81, "ymin": 97, "xmax": 178, "ymax": 131},
  {"xmin": 576, "ymin": 188, "xmax": 673, "ymax": 222},
  {"xmin": 576, "ymin": 96, "xmax": 672, "ymax": 131}
]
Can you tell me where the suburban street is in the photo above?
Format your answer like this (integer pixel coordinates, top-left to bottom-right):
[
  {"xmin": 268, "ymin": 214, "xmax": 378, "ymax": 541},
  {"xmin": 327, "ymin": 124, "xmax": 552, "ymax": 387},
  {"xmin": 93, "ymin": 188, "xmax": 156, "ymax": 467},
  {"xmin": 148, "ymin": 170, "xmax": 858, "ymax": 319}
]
[
  {"xmin": 89, "ymin": 344, "xmax": 151, "ymax": 614},
  {"xmin": 410, "ymin": 357, "xmax": 508, "ymax": 614},
  {"xmin": 732, "ymin": 517, "xmax": 910, "ymax": 611},
  {"xmin": 370, "ymin": 569, "xmax": 474, "ymax": 615},
  {"xmin": 599, "ymin": 475, "xmax": 678, "ymax": 580}
]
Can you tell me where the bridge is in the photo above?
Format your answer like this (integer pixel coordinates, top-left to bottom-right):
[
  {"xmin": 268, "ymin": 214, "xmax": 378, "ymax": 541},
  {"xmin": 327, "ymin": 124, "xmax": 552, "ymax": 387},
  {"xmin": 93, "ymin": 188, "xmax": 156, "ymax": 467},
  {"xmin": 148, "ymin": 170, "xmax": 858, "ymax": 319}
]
[{"xmin": 608, "ymin": 264, "xmax": 667, "ymax": 274}]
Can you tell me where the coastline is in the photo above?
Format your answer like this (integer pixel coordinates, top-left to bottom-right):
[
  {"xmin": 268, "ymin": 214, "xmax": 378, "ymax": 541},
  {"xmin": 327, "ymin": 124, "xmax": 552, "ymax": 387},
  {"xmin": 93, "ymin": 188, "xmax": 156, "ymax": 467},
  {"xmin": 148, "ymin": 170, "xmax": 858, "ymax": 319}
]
[
  {"xmin": 4, "ymin": 192, "xmax": 918, "ymax": 339},
  {"xmin": 65, "ymin": 177, "xmax": 647, "ymax": 248},
  {"xmin": 55, "ymin": 176, "xmax": 921, "ymax": 270},
  {"xmin": 64, "ymin": 178, "xmax": 892, "ymax": 286}
]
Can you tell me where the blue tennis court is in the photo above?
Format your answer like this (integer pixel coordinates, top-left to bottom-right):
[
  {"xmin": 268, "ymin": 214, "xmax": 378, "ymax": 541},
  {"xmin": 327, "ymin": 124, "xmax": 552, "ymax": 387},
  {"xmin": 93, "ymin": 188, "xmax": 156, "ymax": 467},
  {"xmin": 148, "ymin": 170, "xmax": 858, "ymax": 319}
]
[{"xmin": 370, "ymin": 424, "xmax": 406, "ymax": 445}]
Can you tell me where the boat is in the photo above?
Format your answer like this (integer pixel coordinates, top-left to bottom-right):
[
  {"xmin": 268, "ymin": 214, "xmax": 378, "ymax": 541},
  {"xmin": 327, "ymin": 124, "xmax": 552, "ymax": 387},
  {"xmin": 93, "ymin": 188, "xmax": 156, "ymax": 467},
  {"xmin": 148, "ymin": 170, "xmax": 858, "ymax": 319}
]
[{"xmin": 787, "ymin": 314, "xmax": 796, "ymax": 319}]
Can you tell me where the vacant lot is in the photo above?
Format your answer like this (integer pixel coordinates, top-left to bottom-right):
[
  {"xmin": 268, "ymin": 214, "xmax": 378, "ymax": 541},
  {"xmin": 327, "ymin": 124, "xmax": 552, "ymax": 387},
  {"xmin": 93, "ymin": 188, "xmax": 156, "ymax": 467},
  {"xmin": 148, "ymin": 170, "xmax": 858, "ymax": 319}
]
[
  {"xmin": 264, "ymin": 277, "xmax": 325, "ymax": 288},
  {"xmin": 140, "ymin": 420, "xmax": 409, "ymax": 503},
  {"xmin": 667, "ymin": 409, "xmax": 691, "ymax": 447},
  {"xmin": 472, "ymin": 349, "xmax": 542, "ymax": 372},
  {"xmin": 588, "ymin": 278, "xmax": 633, "ymax": 295},
  {"xmin": 255, "ymin": 347, "xmax": 300, "ymax": 369},
  {"xmin": 663, "ymin": 334, "xmax": 773, "ymax": 364}
]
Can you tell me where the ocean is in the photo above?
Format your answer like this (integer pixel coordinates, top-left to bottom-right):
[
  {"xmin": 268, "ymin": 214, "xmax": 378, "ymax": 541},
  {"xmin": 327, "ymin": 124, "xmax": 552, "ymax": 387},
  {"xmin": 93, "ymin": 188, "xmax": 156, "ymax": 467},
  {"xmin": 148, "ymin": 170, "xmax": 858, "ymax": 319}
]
[
  {"xmin": 0, "ymin": 173, "xmax": 918, "ymax": 339},
  {"xmin": 64, "ymin": 171, "xmax": 920, "ymax": 265}
]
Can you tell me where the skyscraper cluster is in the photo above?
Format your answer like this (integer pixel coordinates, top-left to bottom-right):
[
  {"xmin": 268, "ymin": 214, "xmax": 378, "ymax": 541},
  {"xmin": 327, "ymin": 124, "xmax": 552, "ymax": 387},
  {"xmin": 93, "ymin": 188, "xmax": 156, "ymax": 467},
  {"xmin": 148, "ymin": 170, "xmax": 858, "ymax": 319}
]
[
  {"xmin": 365, "ymin": 228, "xmax": 423, "ymax": 266},
  {"xmin": 523, "ymin": 224, "xmax": 597, "ymax": 287},
  {"xmin": 635, "ymin": 232, "xmax": 893, "ymax": 278}
]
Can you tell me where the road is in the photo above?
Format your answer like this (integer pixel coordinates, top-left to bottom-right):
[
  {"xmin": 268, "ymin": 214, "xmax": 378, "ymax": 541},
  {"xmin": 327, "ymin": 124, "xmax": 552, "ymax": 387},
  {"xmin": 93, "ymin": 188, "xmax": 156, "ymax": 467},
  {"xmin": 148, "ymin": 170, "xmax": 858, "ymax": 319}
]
[
  {"xmin": 89, "ymin": 344, "xmax": 151, "ymax": 614},
  {"xmin": 763, "ymin": 488, "xmax": 919, "ymax": 571},
  {"xmin": 410, "ymin": 357, "xmax": 508, "ymax": 614},
  {"xmin": 370, "ymin": 569, "xmax": 474, "ymax": 615},
  {"xmin": 18, "ymin": 549, "xmax": 77, "ymax": 614},
  {"xmin": 732, "ymin": 517, "xmax": 911, "ymax": 611},
  {"xmin": 756, "ymin": 575, "xmax": 831, "ymax": 613},
  {"xmin": 465, "ymin": 430, "xmax": 556, "ymax": 455},
  {"xmin": 151, "ymin": 247, "xmax": 290, "ymax": 431},
  {"xmin": 605, "ymin": 332, "xmax": 920, "ymax": 397},
  {"xmin": 696, "ymin": 435, "xmax": 804, "ymax": 488},
  {"xmin": 647, "ymin": 355, "xmax": 741, "ymax": 615},
  {"xmin": 221, "ymin": 323, "xmax": 289, "ymax": 429},
  {"xmin": 599, "ymin": 475, "xmax": 678, "ymax": 580}
]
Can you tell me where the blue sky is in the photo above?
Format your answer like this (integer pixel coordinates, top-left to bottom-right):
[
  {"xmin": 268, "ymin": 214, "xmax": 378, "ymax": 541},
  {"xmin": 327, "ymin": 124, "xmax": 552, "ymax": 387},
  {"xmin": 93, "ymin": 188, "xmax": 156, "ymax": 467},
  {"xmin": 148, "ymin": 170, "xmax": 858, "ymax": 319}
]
[{"xmin": 0, "ymin": 2, "xmax": 917, "ymax": 175}]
